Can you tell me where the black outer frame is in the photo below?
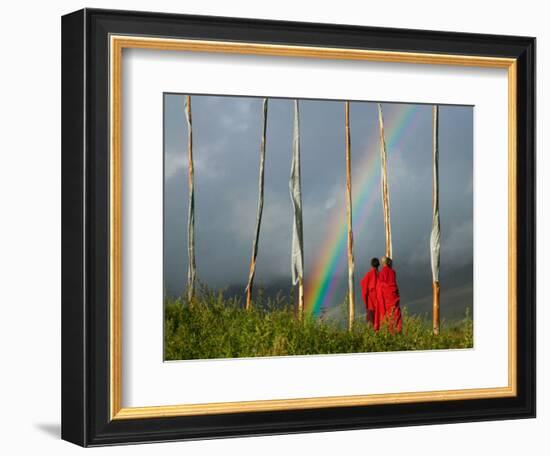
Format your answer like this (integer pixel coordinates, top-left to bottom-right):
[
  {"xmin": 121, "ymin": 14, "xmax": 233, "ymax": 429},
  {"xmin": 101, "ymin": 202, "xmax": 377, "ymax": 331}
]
[{"xmin": 61, "ymin": 8, "xmax": 536, "ymax": 447}]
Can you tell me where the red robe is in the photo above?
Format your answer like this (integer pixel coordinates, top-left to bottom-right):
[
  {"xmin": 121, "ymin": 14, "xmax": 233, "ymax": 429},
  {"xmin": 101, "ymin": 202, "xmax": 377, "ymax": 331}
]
[
  {"xmin": 376, "ymin": 265, "xmax": 402, "ymax": 333},
  {"xmin": 360, "ymin": 268, "xmax": 378, "ymax": 326}
]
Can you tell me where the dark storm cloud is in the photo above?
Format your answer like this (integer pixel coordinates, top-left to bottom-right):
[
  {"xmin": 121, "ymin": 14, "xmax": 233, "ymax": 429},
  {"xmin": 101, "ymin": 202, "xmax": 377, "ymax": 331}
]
[{"xmin": 164, "ymin": 94, "xmax": 473, "ymax": 320}]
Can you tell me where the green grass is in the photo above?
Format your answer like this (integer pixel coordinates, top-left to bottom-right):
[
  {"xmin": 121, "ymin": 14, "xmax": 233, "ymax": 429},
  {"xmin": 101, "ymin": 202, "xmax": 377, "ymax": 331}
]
[{"xmin": 164, "ymin": 287, "xmax": 473, "ymax": 361}]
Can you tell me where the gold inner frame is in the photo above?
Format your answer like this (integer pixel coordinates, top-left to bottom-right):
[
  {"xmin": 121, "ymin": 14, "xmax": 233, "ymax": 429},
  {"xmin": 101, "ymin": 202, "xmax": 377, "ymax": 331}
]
[{"xmin": 109, "ymin": 35, "xmax": 518, "ymax": 420}]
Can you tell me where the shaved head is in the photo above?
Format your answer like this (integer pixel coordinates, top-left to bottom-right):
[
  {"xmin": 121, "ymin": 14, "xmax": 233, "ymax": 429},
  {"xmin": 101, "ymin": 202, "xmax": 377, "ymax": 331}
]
[{"xmin": 381, "ymin": 256, "xmax": 393, "ymax": 267}]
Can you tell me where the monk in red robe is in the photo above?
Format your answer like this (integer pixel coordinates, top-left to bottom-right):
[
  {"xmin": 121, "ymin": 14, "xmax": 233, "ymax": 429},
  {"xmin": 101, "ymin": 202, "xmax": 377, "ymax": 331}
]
[
  {"xmin": 376, "ymin": 256, "xmax": 402, "ymax": 333},
  {"xmin": 360, "ymin": 258, "xmax": 380, "ymax": 327}
]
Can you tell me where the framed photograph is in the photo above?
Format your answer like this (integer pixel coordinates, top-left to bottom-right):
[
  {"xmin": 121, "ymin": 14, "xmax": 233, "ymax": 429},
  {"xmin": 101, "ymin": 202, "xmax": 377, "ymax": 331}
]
[{"xmin": 61, "ymin": 8, "xmax": 535, "ymax": 447}]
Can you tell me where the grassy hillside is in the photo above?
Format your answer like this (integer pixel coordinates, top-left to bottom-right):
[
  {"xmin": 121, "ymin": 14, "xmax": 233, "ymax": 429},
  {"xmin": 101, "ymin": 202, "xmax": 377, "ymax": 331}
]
[{"xmin": 164, "ymin": 288, "xmax": 473, "ymax": 361}]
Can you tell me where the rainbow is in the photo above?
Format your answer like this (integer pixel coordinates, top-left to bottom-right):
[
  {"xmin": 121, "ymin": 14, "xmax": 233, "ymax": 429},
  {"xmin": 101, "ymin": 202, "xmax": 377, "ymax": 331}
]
[{"xmin": 304, "ymin": 103, "xmax": 424, "ymax": 317}]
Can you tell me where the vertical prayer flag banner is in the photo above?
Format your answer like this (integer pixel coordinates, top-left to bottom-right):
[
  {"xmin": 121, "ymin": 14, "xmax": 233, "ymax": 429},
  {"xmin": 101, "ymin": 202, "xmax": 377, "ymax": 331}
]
[
  {"xmin": 378, "ymin": 103, "xmax": 393, "ymax": 260},
  {"xmin": 184, "ymin": 95, "xmax": 196, "ymax": 303},
  {"xmin": 245, "ymin": 98, "xmax": 269, "ymax": 309},
  {"xmin": 430, "ymin": 105, "xmax": 441, "ymax": 284},
  {"xmin": 290, "ymin": 100, "xmax": 304, "ymax": 286},
  {"xmin": 163, "ymin": 94, "xmax": 473, "ymax": 360},
  {"xmin": 290, "ymin": 100, "xmax": 305, "ymax": 316}
]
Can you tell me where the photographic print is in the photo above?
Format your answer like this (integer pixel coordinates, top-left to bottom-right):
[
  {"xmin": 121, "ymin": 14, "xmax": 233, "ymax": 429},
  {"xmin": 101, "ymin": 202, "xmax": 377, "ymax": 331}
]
[
  {"xmin": 163, "ymin": 94, "xmax": 474, "ymax": 361},
  {"xmin": 62, "ymin": 10, "xmax": 535, "ymax": 445}
]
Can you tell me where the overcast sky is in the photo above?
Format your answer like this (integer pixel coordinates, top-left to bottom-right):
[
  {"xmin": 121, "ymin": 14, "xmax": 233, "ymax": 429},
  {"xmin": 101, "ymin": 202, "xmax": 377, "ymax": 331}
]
[{"xmin": 164, "ymin": 94, "xmax": 473, "ymax": 320}]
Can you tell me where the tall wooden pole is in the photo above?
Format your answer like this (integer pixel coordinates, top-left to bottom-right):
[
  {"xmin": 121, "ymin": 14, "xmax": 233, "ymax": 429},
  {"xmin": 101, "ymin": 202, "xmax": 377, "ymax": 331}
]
[
  {"xmin": 378, "ymin": 103, "xmax": 393, "ymax": 259},
  {"xmin": 431, "ymin": 105, "xmax": 441, "ymax": 335},
  {"xmin": 298, "ymin": 277, "xmax": 304, "ymax": 320},
  {"xmin": 345, "ymin": 101, "xmax": 355, "ymax": 331},
  {"xmin": 432, "ymin": 282, "xmax": 440, "ymax": 335},
  {"xmin": 184, "ymin": 95, "xmax": 196, "ymax": 305},
  {"xmin": 245, "ymin": 98, "xmax": 268, "ymax": 310}
]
